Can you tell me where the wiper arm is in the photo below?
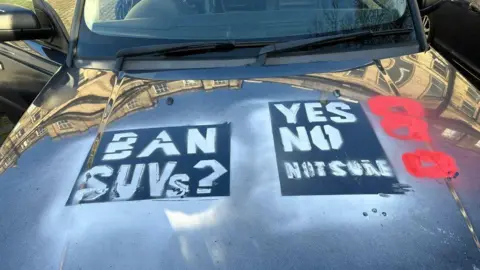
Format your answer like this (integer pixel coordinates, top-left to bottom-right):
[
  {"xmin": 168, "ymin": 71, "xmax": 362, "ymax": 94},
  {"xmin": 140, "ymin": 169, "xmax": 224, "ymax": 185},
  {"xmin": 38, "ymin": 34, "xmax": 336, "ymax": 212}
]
[
  {"xmin": 253, "ymin": 28, "xmax": 414, "ymax": 66},
  {"xmin": 116, "ymin": 42, "xmax": 243, "ymax": 58},
  {"xmin": 115, "ymin": 41, "xmax": 269, "ymax": 71}
]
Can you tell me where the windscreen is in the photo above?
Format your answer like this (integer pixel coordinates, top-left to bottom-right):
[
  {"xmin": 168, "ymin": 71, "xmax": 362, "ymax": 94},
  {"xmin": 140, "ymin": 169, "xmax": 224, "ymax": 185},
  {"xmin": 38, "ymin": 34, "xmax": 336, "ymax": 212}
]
[{"xmin": 83, "ymin": 0, "xmax": 410, "ymax": 40}]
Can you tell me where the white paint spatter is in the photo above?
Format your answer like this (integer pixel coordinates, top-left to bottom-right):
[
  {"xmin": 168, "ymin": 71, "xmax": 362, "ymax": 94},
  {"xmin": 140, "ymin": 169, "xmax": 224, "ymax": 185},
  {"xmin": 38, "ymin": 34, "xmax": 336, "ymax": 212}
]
[
  {"xmin": 279, "ymin": 126, "xmax": 311, "ymax": 152},
  {"xmin": 102, "ymin": 132, "xmax": 137, "ymax": 160},
  {"xmin": 187, "ymin": 128, "xmax": 216, "ymax": 154},
  {"xmin": 274, "ymin": 103, "xmax": 301, "ymax": 124},
  {"xmin": 329, "ymin": 161, "xmax": 348, "ymax": 176},
  {"xmin": 304, "ymin": 102, "xmax": 327, "ymax": 123},
  {"xmin": 137, "ymin": 130, "xmax": 180, "ymax": 158},
  {"xmin": 326, "ymin": 102, "xmax": 357, "ymax": 123},
  {"xmin": 73, "ymin": 165, "xmax": 113, "ymax": 204},
  {"xmin": 361, "ymin": 160, "xmax": 382, "ymax": 176},
  {"xmin": 285, "ymin": 162, "xmax": 302, "ymax": 179}
]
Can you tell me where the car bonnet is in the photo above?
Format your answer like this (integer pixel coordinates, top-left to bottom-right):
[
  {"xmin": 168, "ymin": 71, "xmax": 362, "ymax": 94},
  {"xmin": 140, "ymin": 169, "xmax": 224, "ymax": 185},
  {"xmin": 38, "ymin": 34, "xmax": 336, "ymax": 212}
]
[{"xmin": 0, "ymin": 50, "xmax": 479, "ymax": 269}]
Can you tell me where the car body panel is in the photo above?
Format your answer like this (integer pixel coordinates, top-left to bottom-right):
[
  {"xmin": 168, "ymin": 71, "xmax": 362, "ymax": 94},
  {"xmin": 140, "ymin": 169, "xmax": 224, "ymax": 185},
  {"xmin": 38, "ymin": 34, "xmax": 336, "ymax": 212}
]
[
  {"xmin": 0, "ymin": 41, "xmax": 60, "ymax": 132},
  {"xmin": 428, "ymin": 0, "xmax": 480, "ymax": 86},
  {"xmin": 0, "ymin": 49, "xmax": 480, "ymax": 269}
]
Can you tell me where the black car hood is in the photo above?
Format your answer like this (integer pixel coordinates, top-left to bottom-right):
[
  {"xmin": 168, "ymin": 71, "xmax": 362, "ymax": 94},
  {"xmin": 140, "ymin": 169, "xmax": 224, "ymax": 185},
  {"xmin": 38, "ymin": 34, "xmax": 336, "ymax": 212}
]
[{"xmin": 1, "ymin": 50, "xmax": 480, "ymax": 269}]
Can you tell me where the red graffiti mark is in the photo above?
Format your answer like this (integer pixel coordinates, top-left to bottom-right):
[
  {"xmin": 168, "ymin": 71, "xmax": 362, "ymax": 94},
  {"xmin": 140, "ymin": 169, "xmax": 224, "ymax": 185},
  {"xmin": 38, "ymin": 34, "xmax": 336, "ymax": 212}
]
[
  {"xmin": 368, "ymin": 96, "xmax": 425, "ymax": 118},
  {"xmin": 368, "ymin": 96, "xmax": 431, "ymax": 142},
  {"xmin": 367, "ymin": 96, "xmax": 458, "ymax": 179},
  {"xmin": 402, "ymin": 150, "xmax": 458, "ymax": 178},
  {"xmin": 379, "ymin": 114, "xmax": 431, "ymax": 142}
]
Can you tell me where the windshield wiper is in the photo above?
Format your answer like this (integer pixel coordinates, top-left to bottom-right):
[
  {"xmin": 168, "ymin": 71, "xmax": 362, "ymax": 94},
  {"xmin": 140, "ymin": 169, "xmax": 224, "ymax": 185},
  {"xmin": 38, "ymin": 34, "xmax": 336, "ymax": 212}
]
[
  {"xmin": 252, "ymin": 28, "xmax": 414, "ymax": 66},
  {"xmin": 114, "ymin": 29, "xmax": 413, "ymax": 70},
  {"xmin": 115, "ymin": 41, "xmax": 270, "ymax": 71}
]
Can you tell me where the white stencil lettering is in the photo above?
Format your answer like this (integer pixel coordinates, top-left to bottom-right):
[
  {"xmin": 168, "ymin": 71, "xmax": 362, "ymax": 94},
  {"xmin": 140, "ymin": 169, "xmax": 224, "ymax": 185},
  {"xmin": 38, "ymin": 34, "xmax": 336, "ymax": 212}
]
[
  {"xmin": 285, "ymin": 162, "xmax": 302, "ymax": 179},
  {"xmin": 275, "ymin": 103, "xmax": 301, "ymax": 124},
  {"xmin": 314, "ymin": 161, "xmax": 327, "ymax": 176},
  {"xmin": 361, "ymin": 160, "xmax": 382, "ymax": 176},
  {"xmin": 194, "ymin": 159, "xmax": 227, "ymax": 194},
  {"xmin": 187, "ymin": 128, "xmax": 216, "ymax": 154},
  {"xmin": 376, "ymin": 159, "xmax": 394, "ymax": 177},
  {"xmin": 302, "ymin": 161, "xmax": 316, "ymax": 178},
  {"xmin": 73, "ymin": 165, "xmax": 113, "ymax": 204},
  {"xmin": 279, "ymin": 126, "xmax": 311, "ymax": 152},
  {"xmin": 102, "ymin": 132, "xmax": 137, "ymax": 161},
  {"xmin": 166, "ymin": 174, "xmax": 190, "ymax": 197},
  {"xmin": 304, "ymin": 102, "xmax": 327, "ymax": 123},
  {"xmin": 137, "ymin": 130, "xmax": 180, "ymax": 158},
  {"xmin": 149, "ymin": 161, "xmax": 176, "ymax": 197},
  {"xmin": 111, "ymin": 164, "xmax": 145, "ymax": 200},
  {"xmin": 329, "ymin": 161, "xmax": 348, "ymax": 176},
  {"xmin": 346, "ymin": 160, "xmax": 364, "ymax": 176},
  {"xmin": 326, "ymin": 102, "xmax": 357, "ymax": 123}
]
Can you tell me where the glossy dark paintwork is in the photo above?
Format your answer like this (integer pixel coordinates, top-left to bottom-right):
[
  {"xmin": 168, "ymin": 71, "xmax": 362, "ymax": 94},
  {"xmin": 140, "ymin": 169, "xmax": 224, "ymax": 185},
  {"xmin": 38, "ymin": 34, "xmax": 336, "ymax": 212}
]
[
  {"xmin": 0, "ymin": 41, "xmax": 60, "ymax": 143},
  {"xmin": 0, "ymin": 49, "xmax": 480, "ymax": 269},
  {"xmin": 427, "ymin": 0, "xmax": 480, "ymax": 88}
]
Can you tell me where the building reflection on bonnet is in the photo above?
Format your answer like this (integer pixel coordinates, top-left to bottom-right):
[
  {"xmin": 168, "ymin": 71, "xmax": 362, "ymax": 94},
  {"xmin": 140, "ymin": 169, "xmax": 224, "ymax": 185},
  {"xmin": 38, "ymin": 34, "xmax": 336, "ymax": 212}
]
[{"xmin": 1, "ymin": 50, "xmax": 479, "ymax": 174}]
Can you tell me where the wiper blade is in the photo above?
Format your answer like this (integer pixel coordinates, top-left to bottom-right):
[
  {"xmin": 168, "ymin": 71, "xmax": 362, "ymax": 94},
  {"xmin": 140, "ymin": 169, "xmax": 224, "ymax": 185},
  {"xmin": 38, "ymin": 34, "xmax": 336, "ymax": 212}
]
[
  {"xmin": 115, "ymin": 41, "xmax": 269, "ymax": 71},
  {"xmin": 253, "ymin": 28, "xmax": 414, "ymax": 66},
  {"xmin": 116, "ymin": 42, "xmax": 242, "ymax": 58}
]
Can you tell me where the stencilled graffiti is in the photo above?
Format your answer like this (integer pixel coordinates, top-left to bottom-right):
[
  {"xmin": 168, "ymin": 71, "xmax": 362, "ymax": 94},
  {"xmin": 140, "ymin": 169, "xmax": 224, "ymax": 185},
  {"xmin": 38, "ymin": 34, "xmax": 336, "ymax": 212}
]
[
  {"xmin": 269, "ymin": 100, "xmax": 400, "ymax": 196},
  {"xmin": 67, "ymin": 124, "xmax": 230, "ymax": 205}
]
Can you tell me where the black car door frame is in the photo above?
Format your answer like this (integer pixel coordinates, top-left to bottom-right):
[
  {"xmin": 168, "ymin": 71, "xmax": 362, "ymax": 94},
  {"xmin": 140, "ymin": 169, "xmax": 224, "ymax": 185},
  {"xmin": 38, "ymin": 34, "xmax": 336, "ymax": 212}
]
[
  {"xmin": 0, "ymin": 0, "xmax": 70, "ymax": 124},
  {"xmin": 428, "ymin": 0, "xmax": 480, "ymax": 83},
  {"xmin": 0, "ymin": 41, "xmax": 61, "ymax": 122}
]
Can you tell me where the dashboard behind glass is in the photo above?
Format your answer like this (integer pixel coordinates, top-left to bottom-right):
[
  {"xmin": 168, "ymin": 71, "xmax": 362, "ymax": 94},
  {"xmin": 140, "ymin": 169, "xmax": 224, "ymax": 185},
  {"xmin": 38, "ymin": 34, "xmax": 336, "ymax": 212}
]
[
  {"xmin": 77, "ymin": 0, "xmax": 412, "ymax": 59},
  {"xmin": 90, "ymin": 8, "xmax": 405, "ymax": 40},
  {"xmin": 134, "ymin": 0, "xmax": 381, "ymax": 15}
]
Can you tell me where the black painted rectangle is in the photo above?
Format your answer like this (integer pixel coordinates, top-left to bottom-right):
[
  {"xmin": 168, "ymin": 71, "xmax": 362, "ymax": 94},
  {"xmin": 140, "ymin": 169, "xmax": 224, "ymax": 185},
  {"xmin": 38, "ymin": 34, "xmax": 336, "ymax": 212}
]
[
  {"xmin": 67, "ymin": 123, "xmax": 230, "ymax": 205},
  {"xmin": 269, "ymin": 100, "xmax": 400, "ymax": 196}
]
